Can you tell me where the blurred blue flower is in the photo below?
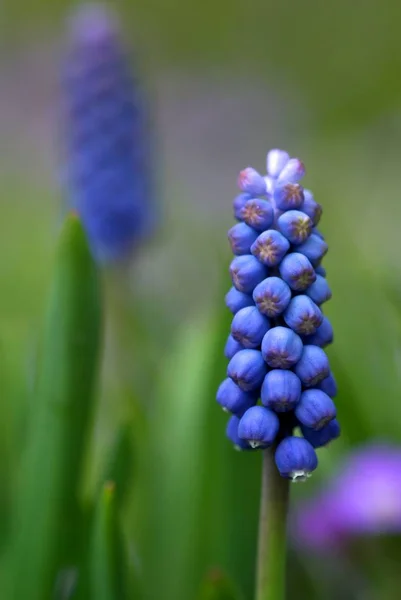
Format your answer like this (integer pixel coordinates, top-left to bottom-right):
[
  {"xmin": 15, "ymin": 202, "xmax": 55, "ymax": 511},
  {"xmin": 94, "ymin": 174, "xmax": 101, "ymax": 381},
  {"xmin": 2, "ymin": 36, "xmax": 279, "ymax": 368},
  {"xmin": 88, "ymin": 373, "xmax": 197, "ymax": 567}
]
[
  {"xmin": 62, "ymin": 3, "xmax": 154, "ymax": 263},
  {"xmin": 292, "ymin": 445, "xmax": 401, "ymax": 547},
  {"xmin": 217, "ymin": 149, "xmax": 339, "ymax": 480}
]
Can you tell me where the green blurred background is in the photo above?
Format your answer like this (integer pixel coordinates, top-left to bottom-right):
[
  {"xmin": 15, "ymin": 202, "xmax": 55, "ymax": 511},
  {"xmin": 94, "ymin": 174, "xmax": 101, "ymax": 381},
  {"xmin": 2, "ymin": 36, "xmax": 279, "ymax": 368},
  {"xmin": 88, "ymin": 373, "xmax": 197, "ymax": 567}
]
[{"xmin": 2, "ymin": 0, "xmax": 401, "ymax": 599}]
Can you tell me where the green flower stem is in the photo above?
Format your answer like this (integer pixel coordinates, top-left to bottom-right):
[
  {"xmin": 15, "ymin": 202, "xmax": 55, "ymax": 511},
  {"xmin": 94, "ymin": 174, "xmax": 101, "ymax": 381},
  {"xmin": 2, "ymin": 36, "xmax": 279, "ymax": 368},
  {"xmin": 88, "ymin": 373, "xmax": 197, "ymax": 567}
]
[{"xmin": 256, "ymin": 448, "xmax": 290, "ymax": 600}]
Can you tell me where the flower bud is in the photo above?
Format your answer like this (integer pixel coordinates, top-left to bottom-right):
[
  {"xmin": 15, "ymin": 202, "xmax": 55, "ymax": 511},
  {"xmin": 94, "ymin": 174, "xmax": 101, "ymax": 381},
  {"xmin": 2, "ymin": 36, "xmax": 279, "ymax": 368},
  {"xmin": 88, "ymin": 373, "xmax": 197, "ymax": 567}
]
[
  {"xmin": 277, "ymin": 158, "xmax": 306, "ymax": 184},
  {"xmin": 261, "ymin": 326, "xmax": 303, "ymax": 369},
  {"xmin": 274, "ymin": 183, "xmax": 305, "ymax": 211},
  {"xmin": 275, "ymin": 436, "xmax": 318, "ymax": 481},
  {"xmin": 279, "ymin": 252, "xmax": 316, "ymax": 291},
  {"xmin": 296, "ymin": 233, "xmax": 328, "ymax": 266},
  {"xmin": 237, "ymin": 167, "xmax": 267, "ymax": 195},
  {"xmin": 252, "ymin": 277, "xmax": 291, "ymax": 318},
  {"xmin": 261, "ymin": 370, "xmax": 301, "ymax": 412},
  {"xmin": 217, "ymin": 378, "xmax": 256, "ymax": 417},
  {"xmin": 300, "ymin": 189, "xmax": 322, "ymax": 225},
  {"xmin": 238, "ymin": 406, "xmax": 279, "ymax": 448},
  {"xmin": 300, "ymin": 419, "xmax": 340, "ymax": 448},
  {"xmin": 251, "ymin": 230, "xmax": 290, "ymax": 267},
  {"xmin": 316, "ymin": 371, "xmax": 337, "ymax": 397},
  {"xmin": 283, "ymin": 295, "xmax": 323, "ymax": 335},
  {"xmin": 295, "ymin": 389, "xmax": 337, "ymax": 430},
  {"xmin": 228, "ymin": 222, "xmax": 259, "ymax": 255},
  {"xmin": 233, "ymin": 193, "xmax": 252, "ymax": 220},
  {"xmin": 229, "ymin": 255, "xmax": 268, "ymax": 294},
  {"xmin": 302, "ymin": 316, "xmax": 333, "ymax": 348},
  {"xmin": 224, "ymin": 334, "xmax": 244, "ymax": 359},
  {"xmin": 227, "ymin": 349, "xmax": 267, "ymax": 392},
  {"xmin": 266, "ymin": 149, "xmax": 290, "ymax": 178},
  {"xmin": 294, "ymin": 345, "xmax": 330, "ymax": 387},
  {"xmin": 305, "ymin": 275, "xmax": 332, "ymax": 305},
  {"xmin": 277, "ymin": 210, "xmax": 313, "ymax": 245},
  {"xmin": 225, "ymin": 287, "xmax": 254, "ymax": 314},
  {"xmin": 231, "ymin": 306, "xmax": 270, "ymax": 349},
  {"xmin": 239, "ymin": 199, "xmax": 274, "ymax": 232},
  {"xmin": 226, "ymin": 416, "xmax": 251, "ymax": 450}
]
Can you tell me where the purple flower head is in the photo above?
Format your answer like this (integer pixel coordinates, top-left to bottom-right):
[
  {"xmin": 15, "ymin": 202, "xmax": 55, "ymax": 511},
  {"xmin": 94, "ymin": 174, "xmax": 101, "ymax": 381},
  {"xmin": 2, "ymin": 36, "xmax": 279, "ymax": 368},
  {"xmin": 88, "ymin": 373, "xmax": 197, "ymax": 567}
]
[
  {"xmin": 218, "ymin": 148, "xmax": 338, "ymax": 476},
  {"xmin": 62, "ymin": 3, "xmax": 154, "ymax": 263},
  {"xmin": 293, "ymin": 445, "xmax": 401, "ymax": 548}
]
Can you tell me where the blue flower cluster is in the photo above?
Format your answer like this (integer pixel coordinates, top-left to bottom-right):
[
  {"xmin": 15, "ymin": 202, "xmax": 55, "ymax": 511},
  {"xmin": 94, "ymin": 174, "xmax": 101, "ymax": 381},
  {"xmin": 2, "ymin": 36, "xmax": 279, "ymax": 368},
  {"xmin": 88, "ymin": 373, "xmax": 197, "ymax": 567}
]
[
  {"xmin": 62, "ymin": 4, "xmax": 153, "ymax": 263},
  {"xmin": 217, "ymin": 150, "xmax": 340, "ymax": 482}
]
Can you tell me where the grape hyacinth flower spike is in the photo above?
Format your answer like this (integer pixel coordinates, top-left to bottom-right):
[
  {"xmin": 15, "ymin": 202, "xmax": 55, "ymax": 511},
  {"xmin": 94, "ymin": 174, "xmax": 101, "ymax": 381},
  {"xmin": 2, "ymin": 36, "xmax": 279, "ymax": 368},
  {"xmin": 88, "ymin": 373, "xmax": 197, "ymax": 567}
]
[
  {"xmin": 217, "ymin": 148, "xmax": 338, "ymax": 600},
  {"xmin": 61, "ymin": 3, "xmax": 154, "ymax": 263}
]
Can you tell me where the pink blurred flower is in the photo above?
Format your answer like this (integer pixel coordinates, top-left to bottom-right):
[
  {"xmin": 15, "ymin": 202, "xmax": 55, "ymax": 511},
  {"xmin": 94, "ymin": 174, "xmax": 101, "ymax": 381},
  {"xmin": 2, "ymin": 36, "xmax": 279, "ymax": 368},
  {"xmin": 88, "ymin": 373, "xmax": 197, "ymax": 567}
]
[{"xmin": 292, "ymin": 444, "xmax": 401, "ymax": 550}]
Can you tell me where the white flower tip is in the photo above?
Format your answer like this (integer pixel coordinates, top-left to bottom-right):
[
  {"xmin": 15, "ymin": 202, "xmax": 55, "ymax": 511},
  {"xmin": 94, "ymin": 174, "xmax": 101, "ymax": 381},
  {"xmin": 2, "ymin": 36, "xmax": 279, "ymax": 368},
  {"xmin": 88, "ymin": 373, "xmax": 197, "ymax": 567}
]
[
  {"xmin": 290, "ymin": 470, "xmax": 312, "ymax": 483},
  {"xmin": 267, "ymin": 149, "xmax": 290, "ymax": 178},
  {"xmin": 249, "ymin": 440, "xmax": 263, "ymax": 449}
]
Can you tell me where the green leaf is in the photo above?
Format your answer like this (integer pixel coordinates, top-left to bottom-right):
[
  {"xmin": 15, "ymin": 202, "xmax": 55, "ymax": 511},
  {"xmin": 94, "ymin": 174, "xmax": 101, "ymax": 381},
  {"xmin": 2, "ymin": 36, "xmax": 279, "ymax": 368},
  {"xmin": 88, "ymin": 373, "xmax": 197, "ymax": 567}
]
[
  {"xmin": 140, "ymin": 291, "xmax": 261, "ymax": 600},
  {"xmin": 197, "ymin": 568, "xmax": 243, "ymax": 600},
  {"xmin": 101, "ymin": 420, "xmax": 135, "ymax": 512},
  {"xmin": 10, "ymin": 215, "xmax": 102, "ymax": 599},
  {"xmin": 89, "ymin": 482, "xmax": 130, "ymax": 600}
]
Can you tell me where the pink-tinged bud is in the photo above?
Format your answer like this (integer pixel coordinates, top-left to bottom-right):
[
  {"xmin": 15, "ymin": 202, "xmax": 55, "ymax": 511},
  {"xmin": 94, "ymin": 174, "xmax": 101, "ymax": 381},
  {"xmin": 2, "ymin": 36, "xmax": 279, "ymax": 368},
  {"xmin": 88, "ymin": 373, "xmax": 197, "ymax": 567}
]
[
  {"xmin": 277, "ymin": 158, "xmax": 306, "ymax": 184},
  {"xmin": 237, "ymin": 167, "xmax": 267, "ymax": 195}
]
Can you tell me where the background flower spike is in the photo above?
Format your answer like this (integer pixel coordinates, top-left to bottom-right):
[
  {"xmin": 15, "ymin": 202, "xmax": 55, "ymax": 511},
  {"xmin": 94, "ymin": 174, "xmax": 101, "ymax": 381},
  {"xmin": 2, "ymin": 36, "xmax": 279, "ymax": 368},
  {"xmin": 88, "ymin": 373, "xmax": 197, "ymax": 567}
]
[{"xmin": 62, "ymin": 3, "xmax": 154, "ymax": 263}]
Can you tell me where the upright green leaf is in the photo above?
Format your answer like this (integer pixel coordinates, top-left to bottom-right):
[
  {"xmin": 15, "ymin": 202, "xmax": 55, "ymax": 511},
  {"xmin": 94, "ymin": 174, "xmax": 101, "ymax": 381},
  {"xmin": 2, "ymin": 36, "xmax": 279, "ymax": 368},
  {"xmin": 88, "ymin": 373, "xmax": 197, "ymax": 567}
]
[
  {"xmin": 141, "ymin": 292, "xmax": 261, "ymax": 600},
  {"xmin": 89, "ymin": 482, "xmax": 129, "ymax": 600},
  {"xmin": 10, "ymin": 215, "xmax": 102, "ymax": 599}
]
